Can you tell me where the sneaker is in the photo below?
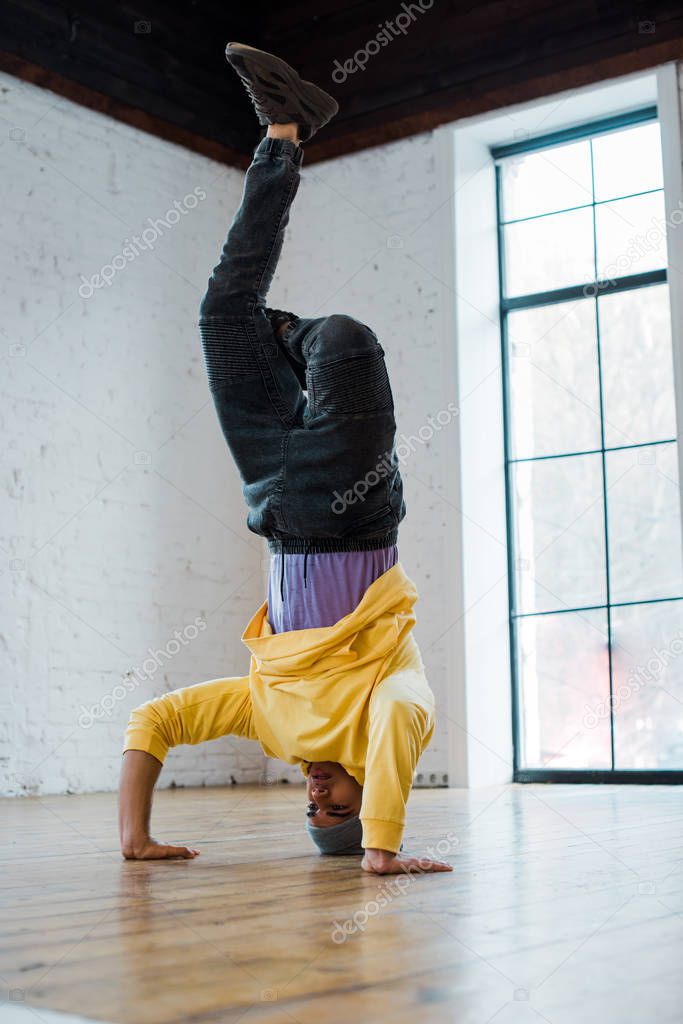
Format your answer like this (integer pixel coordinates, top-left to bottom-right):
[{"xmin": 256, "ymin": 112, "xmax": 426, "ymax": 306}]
[{"xmin": 225, "ymin": 42, "xmax": 339, "ymax": 142}]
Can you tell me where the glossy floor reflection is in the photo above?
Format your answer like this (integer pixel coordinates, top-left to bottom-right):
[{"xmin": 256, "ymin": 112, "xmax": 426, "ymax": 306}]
[{"xmin": 2, "ymin": 784, "xmax": 682, "ymax": 1024}]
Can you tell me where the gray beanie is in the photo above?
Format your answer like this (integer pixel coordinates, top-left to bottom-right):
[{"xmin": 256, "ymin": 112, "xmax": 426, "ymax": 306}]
[{"xmin": 305, "ymin": 814, "xmax": 364, "ymax": 856}]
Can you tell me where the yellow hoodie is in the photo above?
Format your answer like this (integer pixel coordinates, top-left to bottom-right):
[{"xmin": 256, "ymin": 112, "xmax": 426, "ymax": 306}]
[{"xmin": 123, "ymin": 562, "xmax": 435, "ymax": 853}]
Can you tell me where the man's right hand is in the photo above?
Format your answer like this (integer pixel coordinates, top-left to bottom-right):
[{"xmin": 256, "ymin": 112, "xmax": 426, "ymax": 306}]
[
  {"xmin": 121, "ymin": 836, "xmax": 200, "ymax": 860},
  {"xmin": 362, "ymin": 848, "xmax": 453, "ymax": 875}
]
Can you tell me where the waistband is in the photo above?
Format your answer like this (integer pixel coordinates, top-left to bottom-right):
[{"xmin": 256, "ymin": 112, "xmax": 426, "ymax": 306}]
[
  {"xmin": 267, "ymin": 528, "xmax": 398, "ymax": 555},
  {"xmin": 255, "ymin": 135, "xmax": 304, "ymax": 166}
]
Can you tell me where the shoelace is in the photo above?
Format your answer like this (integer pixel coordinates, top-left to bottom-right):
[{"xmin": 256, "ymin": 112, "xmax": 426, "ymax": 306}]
[
  {"xmin": 278, "ymin": 540, "xmax": 313, "ymax": 602},
  {"xmin": 303, "ymin": 540, "xmax": 312, "ymax": 589}
]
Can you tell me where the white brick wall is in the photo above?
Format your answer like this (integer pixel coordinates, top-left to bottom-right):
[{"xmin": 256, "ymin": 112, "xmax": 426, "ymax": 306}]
[
  {"xmin": 1, "ymin": 72, "xmax": 452, "ymax": 797},
  {"xmin": 0, "ymin": 73, "xmax": 266, "ymax": 795}
]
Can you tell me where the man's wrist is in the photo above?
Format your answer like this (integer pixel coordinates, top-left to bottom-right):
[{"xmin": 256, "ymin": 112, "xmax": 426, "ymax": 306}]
[
  {"xmin": 121, "ymin": 832, "xmax": 149, "ymax": 858},
  {"xmin": 364, "ymin": 848, "xmax": 396, "ymax": 864}
]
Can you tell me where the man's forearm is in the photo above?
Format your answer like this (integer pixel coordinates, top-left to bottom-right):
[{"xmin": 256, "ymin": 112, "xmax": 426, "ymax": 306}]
[{"xmin": 118, "ymin": 749, "xmax": 162, "ymax": 857}]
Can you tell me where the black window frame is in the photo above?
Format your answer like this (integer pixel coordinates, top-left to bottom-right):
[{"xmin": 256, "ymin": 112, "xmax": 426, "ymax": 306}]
[{"xmin": 493, "ymin": 106, "xmax": 683, "ymax": 784}]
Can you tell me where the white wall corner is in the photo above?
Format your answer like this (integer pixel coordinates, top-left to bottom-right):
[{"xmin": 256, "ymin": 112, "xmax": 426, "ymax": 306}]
[
  {"xmin": 435, "ymin": 124, "xmax": 514, "ymax": 788},
  {"xmin": 656, "ymin": 62, "xmax": 683, "ymax": 559}
]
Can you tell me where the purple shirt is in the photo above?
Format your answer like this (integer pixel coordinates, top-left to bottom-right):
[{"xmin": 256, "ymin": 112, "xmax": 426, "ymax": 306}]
[{"xmin": 267, "ymin": 547, "xmax": 398, "ymax": 633}]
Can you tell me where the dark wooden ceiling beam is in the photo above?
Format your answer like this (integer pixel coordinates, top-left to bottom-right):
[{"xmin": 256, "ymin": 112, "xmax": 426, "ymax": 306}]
[
  {"xmin": 0, "ymin": 49, "xmax": 253, "ymax": 167},
  {"xmin": 1, "ymin": 1, "xmax": 682, "ymax": 168},
  {"xmin": 288, "ymin": 1, "xmax": 682, "ymax": 114},
  {"xmin": 0, "ymin": 0, "xmax": 260, "ymax": 155},
  {"xmin": 304, "ymin": 31, "xmax": 683, "ymax": 162}
]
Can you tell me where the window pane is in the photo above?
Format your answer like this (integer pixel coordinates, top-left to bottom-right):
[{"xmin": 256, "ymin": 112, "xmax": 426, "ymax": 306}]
[
  {"xmin": 508, "ymin": 299, "xmax": 601, "ymax": 459},
  {"xmin": 512, "ymin": 453, "xmax": 606, "ymax": 613},
  {"xmin": 599, "ymin": 284, "xmax": 677, "ymax": 448},
  {"xmin": 611, "ymin": 601, "xmax": 683, "ymax": 769},
  {"xmin": 503, "ymin": 206, "xmax": 594, "ymax": 297},
  {"xmin": 592, "ymin": 122, "xmax": 664, "ymax": 202},
  {"xmin": 501, "ymin": 140, "xmax": 592, "ymax": 220},
  {"xmin": 595, "ymin": 190, "xmax": 667, "ymax": 279},
  {"xmin": 498, "ymin": 114, "xmax": 682, "ymax": 776},
  {"xmin": 606, "ymin": 443, "xmax": 683, "ymax": 603},
  {"xmin": 517, "ymin": 609, "xmax": 611, "ymax": 769}
]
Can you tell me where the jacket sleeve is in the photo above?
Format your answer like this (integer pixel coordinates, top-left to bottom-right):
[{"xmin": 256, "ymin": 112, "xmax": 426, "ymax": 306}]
[
  {"xmin": 360, "ymin": 661, "xmax": 436, "ymax": 854},
  {"xmin": 123, "ymin": 675, "xmax": 257, "ymax": 765}
]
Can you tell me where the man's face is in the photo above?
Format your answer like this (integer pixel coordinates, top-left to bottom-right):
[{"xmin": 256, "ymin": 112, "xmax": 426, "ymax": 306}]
[{"xmin": 305, "ymin": 761, "xmax": 362, "ymax": 827}]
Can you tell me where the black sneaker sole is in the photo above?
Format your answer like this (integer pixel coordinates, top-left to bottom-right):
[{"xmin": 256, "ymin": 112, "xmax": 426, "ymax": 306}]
[{"xmin": 225, "ymin": 42, "xmax": 338, "ymax": 140}]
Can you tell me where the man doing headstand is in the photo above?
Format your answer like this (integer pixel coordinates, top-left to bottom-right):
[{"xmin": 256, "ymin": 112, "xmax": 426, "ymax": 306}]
[{"xmin": 118, "ymin": 44, "xmax": 452, "ymax": 876}]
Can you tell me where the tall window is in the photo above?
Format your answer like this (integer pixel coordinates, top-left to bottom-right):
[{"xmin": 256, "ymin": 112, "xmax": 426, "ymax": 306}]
[{"xmin": 494, "ymin": 109, "xmax": 683, "ymax": 778}]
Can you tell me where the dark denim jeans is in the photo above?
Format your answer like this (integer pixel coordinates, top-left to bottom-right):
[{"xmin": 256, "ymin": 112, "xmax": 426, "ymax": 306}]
[{"xmin": 199, "ymin": 136, "xmax": 405, "ymax": 554}]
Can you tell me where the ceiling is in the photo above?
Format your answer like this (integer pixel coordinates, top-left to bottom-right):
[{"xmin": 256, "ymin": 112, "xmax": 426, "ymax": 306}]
[{"xmin": 2, "ymin": 1, "xmax": 683, "ymax": 166}]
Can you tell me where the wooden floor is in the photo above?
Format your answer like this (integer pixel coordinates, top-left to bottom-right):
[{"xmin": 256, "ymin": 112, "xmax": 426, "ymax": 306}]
[{"xmin": 1, "ymin": 784, "xmax": 682, "ymax": 1024}]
